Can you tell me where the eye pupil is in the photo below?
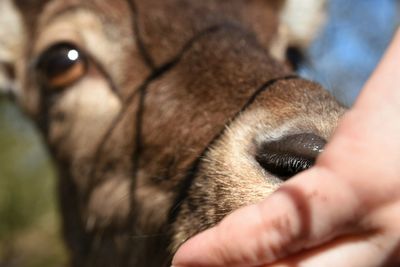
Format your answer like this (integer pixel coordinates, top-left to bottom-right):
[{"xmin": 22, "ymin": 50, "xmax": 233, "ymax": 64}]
[
  {"xmin": 36, "ymin": 43, "xmax": 87, "ymax": 89},
  {"xmin": 38, "ymin": 44, "xmax": 78, "ymax": 77}
]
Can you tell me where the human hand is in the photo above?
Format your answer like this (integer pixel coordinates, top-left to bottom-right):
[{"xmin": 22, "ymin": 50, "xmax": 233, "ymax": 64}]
[{"xmin": 172, "ymin": 29, "xmax": 400, "ymax": 267}]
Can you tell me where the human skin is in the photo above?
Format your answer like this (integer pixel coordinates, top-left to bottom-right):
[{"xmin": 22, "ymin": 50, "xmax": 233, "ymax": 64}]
[{"xmin": 172, "ymin": 29, "xmax": 400, "ymax": 267}]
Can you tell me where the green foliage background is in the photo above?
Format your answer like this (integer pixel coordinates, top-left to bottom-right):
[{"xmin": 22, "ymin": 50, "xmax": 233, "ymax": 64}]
[{"xmin": 0, "ymin": 98, "xmax": 66, "ymax": 267}]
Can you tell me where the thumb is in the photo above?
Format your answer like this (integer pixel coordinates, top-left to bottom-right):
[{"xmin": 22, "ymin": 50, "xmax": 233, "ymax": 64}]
[{"xmin": 172, "ymin": 167, "xmax": 362, "ymax": 267}]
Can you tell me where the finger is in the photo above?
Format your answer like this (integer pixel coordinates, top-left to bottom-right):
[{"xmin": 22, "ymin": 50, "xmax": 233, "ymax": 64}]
[
  {"xmin": 315, "ymin": 29, "xmax": 400, "ymax": 208},
  {"xmin": 173, "ymin": 167, "xmax": 363, "ymax": 267},
  {"xmin": 265, "ymin": 231, "xmax": 399, "ymax": 267},
  {"xmin": 355, "ymin": 28, "xmax": 400, "ymax": 111}
]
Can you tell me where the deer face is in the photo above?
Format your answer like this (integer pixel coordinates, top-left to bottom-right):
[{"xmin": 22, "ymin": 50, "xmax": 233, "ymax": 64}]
[{"xmin": 0, "ymin": 0, "xmax": 344, "ymax": 266}]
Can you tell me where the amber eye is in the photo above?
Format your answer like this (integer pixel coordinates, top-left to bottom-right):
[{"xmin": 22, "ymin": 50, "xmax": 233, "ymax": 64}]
[{"xmin": 36, "ymin": 43, "xmax": 87, "ymax": 89}]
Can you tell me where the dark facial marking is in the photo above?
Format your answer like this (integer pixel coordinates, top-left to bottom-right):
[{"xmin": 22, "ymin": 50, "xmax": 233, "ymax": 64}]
[{"xmin": 126, "ymin": 0, "xmax": 156, "ymax": 69}]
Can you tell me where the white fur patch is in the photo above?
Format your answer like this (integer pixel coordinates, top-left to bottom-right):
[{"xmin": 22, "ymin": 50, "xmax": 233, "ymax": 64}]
[
  {"xmin": 270, "ymin": 0, "xmax": 327, "ymax": 61},
  {"xmin": 0, "ymin": 0, "xmax": 24, "ymax": 95},
  {"xmin": 281, "ymin": 0, "xmax": 327, "ymax": 47}
]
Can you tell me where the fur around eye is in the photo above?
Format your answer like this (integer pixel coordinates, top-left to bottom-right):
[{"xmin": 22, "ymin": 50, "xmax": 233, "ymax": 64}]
[{"xmin": 36, "ymin": 42, "xmax": 87, "ymax": 89}]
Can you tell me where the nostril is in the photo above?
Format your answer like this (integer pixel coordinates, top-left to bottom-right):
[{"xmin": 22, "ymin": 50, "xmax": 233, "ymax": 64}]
[{"xmin": 255, "ymin": 133, "xmax": 326, "ymax": 181}]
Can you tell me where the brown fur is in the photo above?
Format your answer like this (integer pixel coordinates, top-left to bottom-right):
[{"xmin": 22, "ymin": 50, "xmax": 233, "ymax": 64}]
[{"xmin": 0, "ymin": 0, "xmax": 344, "ymax": 266}]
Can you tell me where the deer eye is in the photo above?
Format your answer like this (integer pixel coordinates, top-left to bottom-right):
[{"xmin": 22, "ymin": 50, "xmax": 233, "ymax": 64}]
[{"xmin": 36, "ymin": 43, "xmax": 87, "ymax": 89}]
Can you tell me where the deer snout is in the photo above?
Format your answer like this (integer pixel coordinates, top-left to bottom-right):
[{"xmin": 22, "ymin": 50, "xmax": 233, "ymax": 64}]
[
  {"xmin": 170, "ymin": 80, "xmax": 345, "ymax": 250},
  {"xmin": 256, "ymin": 133, "xmax": 326, "ymax": 181}
]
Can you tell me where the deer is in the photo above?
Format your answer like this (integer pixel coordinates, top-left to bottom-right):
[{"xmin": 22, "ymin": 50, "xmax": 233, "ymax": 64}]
[{"xmin": 0, "ymin": 0, "xmax": 346, "ymax": 266}]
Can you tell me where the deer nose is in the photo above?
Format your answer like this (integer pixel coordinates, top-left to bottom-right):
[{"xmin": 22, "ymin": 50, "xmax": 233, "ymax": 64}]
[{"xmin": 255, "ymin": 133, "xmax": 326, "ymax": 181}]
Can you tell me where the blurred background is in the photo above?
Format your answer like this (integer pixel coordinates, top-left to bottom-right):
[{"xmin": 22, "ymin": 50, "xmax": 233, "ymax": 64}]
[
  {"xmin": 301, "ymin": 0, "xmax": 400, "ymax": 106},
  {"xmin": 0, "ymin": 1, "xmax": 399, "ymax": 266}
]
